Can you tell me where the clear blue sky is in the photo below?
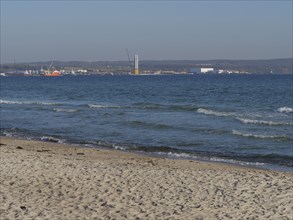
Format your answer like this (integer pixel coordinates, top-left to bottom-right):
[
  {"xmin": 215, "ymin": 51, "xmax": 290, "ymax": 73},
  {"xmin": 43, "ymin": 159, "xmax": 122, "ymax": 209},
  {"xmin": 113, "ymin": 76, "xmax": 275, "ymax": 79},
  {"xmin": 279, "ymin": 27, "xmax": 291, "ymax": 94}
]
[{"xmin": 1, "ymin": 0, "xmax": 292, "ymax": 63}]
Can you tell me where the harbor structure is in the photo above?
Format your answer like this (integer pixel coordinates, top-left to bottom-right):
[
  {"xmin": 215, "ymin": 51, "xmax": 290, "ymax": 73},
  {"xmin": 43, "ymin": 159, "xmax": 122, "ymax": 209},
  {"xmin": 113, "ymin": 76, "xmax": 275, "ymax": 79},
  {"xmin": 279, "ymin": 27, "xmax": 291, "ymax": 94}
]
[
  {"xmin": 134, "ymin": 55, "xmax": 139, "ymax": 75},
  {"xmin": 44, "ymin": 61, "xmax": 60, "ymax": 76},
  {"xmin": 190, "ymin": 68, "xmax": 214, "ymax": 74}
]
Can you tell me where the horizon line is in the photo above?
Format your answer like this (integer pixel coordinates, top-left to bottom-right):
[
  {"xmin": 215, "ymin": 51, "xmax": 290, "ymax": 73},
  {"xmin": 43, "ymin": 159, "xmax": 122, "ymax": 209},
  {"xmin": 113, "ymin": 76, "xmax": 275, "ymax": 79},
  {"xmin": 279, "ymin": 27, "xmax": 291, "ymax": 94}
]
[{"xmin": 2, "ymin": 57, "xmax": 292, "ymax": 65}]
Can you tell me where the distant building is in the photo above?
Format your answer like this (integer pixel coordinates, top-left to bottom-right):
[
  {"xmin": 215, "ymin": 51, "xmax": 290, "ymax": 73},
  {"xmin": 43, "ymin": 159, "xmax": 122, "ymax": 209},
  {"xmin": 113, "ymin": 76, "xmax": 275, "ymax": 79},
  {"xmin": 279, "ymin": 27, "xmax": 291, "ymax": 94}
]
[
  {"xmin": 190, "ymin": 68, "xmax": 214, "ymax": 74},
  {"xmin": 77, "ymin": 69, "xmax": 88, "ymax": 73}
]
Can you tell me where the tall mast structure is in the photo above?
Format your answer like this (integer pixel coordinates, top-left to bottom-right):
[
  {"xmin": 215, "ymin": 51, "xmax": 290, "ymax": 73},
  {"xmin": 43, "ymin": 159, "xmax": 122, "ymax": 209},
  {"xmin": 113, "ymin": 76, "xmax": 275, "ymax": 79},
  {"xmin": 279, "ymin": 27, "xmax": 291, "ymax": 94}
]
[{"xmin": 134, "ymin": 55, "xmax": 139, "ymax": 75}]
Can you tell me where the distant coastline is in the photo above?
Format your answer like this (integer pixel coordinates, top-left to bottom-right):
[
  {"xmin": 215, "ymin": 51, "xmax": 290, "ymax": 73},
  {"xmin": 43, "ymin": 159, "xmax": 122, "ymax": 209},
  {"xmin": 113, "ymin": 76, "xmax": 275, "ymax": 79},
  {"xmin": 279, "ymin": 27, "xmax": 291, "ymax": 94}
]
[{"xmin": 1, "ymin": 58, "xmax": 292, "ymax": 76}]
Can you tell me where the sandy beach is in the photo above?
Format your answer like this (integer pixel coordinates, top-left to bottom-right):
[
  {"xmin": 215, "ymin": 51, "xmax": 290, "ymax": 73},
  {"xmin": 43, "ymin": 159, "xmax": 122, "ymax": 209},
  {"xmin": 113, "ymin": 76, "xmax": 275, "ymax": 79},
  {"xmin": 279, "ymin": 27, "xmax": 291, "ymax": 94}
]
[{"xmin": 0, "ymin": 137, "xmax": 292, "ymax": 219}]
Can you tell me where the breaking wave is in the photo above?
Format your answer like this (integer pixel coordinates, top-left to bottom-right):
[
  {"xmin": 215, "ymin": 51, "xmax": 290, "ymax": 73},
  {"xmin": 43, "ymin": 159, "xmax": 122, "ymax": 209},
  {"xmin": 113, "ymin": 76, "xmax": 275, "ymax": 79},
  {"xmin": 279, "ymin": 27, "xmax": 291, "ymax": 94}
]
[
  {"xmin": 277, "ymin": 107, "xmax": 293, "ymax": 113},
  {"xmin": 153, "ymin": 152, "xmax": 266, "ymax": 167},
  {"xmin": 236, "ymin": 118, "xmax": 293, "ymax": 126},
  {"xmin": 2, "ymin": 131, "xmax": 13, "ymax": 137},
  {"xmin": 0, "ymin": 99, "xmax": 60, "ymax": 106},
  {"xmin": 133, "ymin": 103, "xmax": 198, "ymax": 111},
  {"xmin": 91, "ymin": 140, "xmax": 128, "ymax": 150},
  {"xmin": 53, "ymin": 108, "xmax": 79, "ymax": 113},
  {"xmin": 88, "ymin": 104, "xmax": 123, "ymax": 109},
  {"xmin": 154, "ymin": 151, "xmax": 197, "ymax": 159},
  {"xmin": 232, "ymin": 130, "xmax": 289, "ymax": 140},
  {"xmin": 87, "ymin": 103, "xmax": 198, "ymax": 112},
  {"xmin": 209, "ymin": 157, "xmax": 265, "ymax": 166},
  {"xmin": 40, "ymin": 136, "xmax": 63, "ymax": 143},
  {"xmin": 197, "ymin": 108, "xmax": 237, "ymax": 117}
]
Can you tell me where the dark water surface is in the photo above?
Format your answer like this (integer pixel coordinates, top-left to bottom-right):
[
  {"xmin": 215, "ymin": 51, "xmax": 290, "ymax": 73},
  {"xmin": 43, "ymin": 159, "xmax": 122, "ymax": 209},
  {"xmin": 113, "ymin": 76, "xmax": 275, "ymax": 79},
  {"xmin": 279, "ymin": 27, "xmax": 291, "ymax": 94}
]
[{"xmin": 1, "ymin": 75, "xmax": 292, "ymax": 171}]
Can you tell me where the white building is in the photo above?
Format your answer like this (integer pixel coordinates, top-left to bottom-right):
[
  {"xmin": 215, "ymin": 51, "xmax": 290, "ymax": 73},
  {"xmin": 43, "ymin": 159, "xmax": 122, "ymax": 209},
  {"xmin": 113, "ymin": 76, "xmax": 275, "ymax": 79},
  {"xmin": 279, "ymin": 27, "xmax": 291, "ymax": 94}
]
[{"xmin": 190, "ymin": 68, "xmax": 214, "ymax": 74}]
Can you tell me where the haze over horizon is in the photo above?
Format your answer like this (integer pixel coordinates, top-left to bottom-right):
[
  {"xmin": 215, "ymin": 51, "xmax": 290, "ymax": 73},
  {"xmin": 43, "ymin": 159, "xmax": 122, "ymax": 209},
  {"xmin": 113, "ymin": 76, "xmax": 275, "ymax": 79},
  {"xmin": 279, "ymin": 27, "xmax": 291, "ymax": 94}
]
[
  {"xmin": 1, "ymin": 1, "xmax": 292, "ymax": 64},
  {"xmin": 2, "ymin": 58, "xmax": 293, "ymax": 66}
]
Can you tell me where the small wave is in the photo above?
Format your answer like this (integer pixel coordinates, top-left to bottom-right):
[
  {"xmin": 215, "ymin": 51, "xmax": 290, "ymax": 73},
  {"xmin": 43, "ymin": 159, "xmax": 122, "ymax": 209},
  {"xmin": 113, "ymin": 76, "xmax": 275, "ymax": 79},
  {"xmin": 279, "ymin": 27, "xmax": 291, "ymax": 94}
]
[
  {"xmin": 53, "ymin": 108, "xmax": 79, "ymax": 113},
  {"xmin": 154, "ymin": 151, "xmax": 292, "ymax": 168},
  {"xmin": 236, "ymin": 118, "xmax": 293, "ymax": 126},
  {"xmin": 88, "ymin": 104, "xmax": 123, "ymax": 109},
  {"xmin": 128, "ymin": 120, "xmax": 173, "ymax": 130},
  {"xmin": 88, "ymin": 102, "xmax": 198, "ymax": 112},
  {"xmin": 113, "ymin": 144, "xmax": 127, "ymax": 150},
  {"xmin": 277, "ymin": 107, "xmax": 293, "ymax": 113},
  {"xmin": 135, "ymin": 103, "xmax": 198, "ymax": 111},
  {"xmin": 209, "ymin": 157, "xmax": 265, "ymax": 166},
  {"xmin": 1, "ymin": 127, "xmax": 33, "ymax": 138},
  {"xmin": 133, "ymin": 103, "xmax": 162, "ymax": 110},
  {"xmin": 93, "ymin": 140, "xmax": 128, "ymax": 150},
  {"xmin": 34, "ymin": 102, "xmax": 60, "ymax": 106},
  {"xmin": 134, "ymin": 145, "xmax": 180, "ymax": 153},
  {"xmin": 0, "ymin": 99, "xmax": 60, "ymax": 106},
  {"xmin": 90, "ymin": 140, "xmax": 293, "ymax": 168},
  {"xmin": 155, "ymin": 151, "xmax": 197, "ymax": 159},
  {"xmin": 1, "ymin": 100, "xmax": 24, "ymax": 105},
  {"xmin": 41, "ymin": 136, "xmax": 63, "ymax": 143},
  {"xmin": 197, "ymin": 108, "xmax": 236, "ymax": 117},
  {"xmin": 154, "ymin": 152, "xmax": 265, "ymax": 167},
  {"xmin": 231, "ymin": 153, "xmax": 293, "ymax": 168},
  {"xmin": 168, "ymin": 105, "xmax": 198, "ymax": 112},
  {"xmin": 3, "ymin": 132, "xmax": 13, "ymax": 137},
  {"xmin": 232, "ymin": 130, "xmax": 289, "ymax": 140}
]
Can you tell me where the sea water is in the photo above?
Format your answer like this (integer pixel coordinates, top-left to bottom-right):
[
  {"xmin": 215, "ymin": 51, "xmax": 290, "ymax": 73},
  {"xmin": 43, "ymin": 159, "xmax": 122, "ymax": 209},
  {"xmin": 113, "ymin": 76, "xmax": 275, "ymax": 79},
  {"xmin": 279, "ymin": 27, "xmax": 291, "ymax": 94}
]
[{"xmin": 1, "ymin": 74, "xmax": 292, "ymax": 171}]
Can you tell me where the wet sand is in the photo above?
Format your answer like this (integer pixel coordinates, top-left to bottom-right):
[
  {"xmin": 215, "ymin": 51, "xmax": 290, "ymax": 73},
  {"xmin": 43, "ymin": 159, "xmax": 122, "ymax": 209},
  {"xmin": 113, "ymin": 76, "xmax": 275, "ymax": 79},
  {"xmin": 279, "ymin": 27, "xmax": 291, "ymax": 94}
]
[{"xmin": 0, "ymin": 137, "xmax": 292, "ymax": 219}]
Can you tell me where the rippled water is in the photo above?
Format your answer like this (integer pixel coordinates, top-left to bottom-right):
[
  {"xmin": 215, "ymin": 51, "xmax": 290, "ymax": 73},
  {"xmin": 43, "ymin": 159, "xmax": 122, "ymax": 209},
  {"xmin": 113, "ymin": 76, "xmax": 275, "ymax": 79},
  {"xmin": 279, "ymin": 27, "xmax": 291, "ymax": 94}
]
[{"xmin": 1, "ymin": 75, "xmax": 292, "ymax": 171}]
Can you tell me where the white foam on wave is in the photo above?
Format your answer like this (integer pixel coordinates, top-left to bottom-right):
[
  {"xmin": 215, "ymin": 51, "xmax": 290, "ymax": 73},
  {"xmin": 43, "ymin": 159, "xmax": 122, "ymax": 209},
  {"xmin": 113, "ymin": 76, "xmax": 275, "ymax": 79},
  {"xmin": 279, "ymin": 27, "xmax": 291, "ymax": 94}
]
[
  {"xmin": 209, "ymin": 157, "xmax": 265, "ymax": 166},
  {"xmin": 88, "ymin": 104, "xmax": 107, "ymax": 108},
  {"xmin": 88, "ymin": 104, "xmax": 121, "ymax": 109},
  {"xmin": 232, "ymin": 130, "xmax": 288, "ymax": 139},
  {"xmin": 197, "ymin": 108, "xmax": 236, "ymax": 117},
  {"xmin": 0, "ymin": 99, "xmax": 60, "ymax": 106},
  {"xmin": 155, "ymin": 151, "xmax": 265, "ymax": 167},
  {"xmin": 155, "ymin": 151, "xmax": 198, "ymax": 159},
  {"xmin": 277, "ymin": 107, "xmax": 293, "ymax": 113},
  {"xmin": 236, "ymin": 117, "xmax": 293, "ymax": 126},
  {"xmin": 113, "ymin": 144, "xmax": 127, "ymax": 150},
  {"xmin": 53, "ymin": 108, "xmax": 79, "ymax": 113},
  {"xmin": 3, "ymin": 132, "xmax": 13, "ymax": 137},
  {"xmin": 41, "ymin": 136, "xmax": 63, "ymax": 143},
  {"xmin": 0, "ymin": 100, "xmax": 23, "ymax": 105}
]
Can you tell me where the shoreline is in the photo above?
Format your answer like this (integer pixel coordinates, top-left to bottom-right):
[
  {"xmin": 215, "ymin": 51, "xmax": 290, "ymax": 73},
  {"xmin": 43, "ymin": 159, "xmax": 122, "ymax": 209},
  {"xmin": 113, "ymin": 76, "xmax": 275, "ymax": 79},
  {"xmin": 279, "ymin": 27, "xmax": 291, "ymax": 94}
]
[
  {"xmin": 2, "ymin": 135, "xmax": 291, "ymax": 172},
  {"xmin": 1, "ymin": 136, "xmax": 292, "ymax": 219}
]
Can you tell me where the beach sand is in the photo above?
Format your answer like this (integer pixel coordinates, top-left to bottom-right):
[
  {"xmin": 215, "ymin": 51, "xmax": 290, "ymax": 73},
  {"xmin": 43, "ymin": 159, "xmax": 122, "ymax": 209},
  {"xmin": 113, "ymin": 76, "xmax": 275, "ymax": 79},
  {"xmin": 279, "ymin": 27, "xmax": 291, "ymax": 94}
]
[{"xmin": 0, "ymin": 137, "xmax": 292, "ymax": 219}]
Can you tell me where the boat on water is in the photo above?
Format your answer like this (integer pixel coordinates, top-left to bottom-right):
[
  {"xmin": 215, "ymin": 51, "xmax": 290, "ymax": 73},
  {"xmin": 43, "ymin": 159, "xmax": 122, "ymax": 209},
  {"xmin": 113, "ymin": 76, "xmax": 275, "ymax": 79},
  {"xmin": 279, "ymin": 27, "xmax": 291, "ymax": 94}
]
[
  {"xmin": 44, "ymin": 61, "xmax": 61, "ymax": 76},
  {"xmin": 44, "ymin": 70, "xmax": 60, "ymax": 76},
  {"xmin": 24, "ymin": 70, "xmax": 32, "ymax": 76}
]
